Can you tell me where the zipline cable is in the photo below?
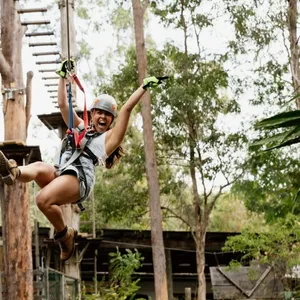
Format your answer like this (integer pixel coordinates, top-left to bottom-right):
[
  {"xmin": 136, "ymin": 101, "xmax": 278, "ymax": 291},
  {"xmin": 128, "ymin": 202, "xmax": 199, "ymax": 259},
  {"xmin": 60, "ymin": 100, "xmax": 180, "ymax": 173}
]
[{"xmin": 66, "ymin": 0, "xmax": 71, "ymax": 69}]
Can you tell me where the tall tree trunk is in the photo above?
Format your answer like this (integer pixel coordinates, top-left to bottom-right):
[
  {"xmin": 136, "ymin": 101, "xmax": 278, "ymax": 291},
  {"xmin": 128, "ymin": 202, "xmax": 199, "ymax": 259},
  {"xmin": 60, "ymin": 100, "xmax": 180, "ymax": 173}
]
[
  {"xmin": 131, "ymin": 1, "xmax": 169, "ymax": 299},
  {"xmin": 0, "ymin": 0, "xmax": 33, "ymax": 298},
  {"xmin": 195, "ymin": 223, "xmax": 207, "ymax": 300},
  {"xmin": 180, "ymin": 0, "xmax": 207, "ymax": 296},
  {"xmin": 59, "ymin": 0, "xmax": 80, "ymax": 279},
  {"xmin": 287, "ymin": 0, "xmax": 300, "ymax": 108}
]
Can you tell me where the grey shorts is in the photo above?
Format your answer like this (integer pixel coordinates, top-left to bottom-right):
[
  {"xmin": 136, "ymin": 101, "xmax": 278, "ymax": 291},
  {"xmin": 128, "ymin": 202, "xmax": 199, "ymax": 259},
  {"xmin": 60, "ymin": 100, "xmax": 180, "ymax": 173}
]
[{"xmin": 58, "ymin": 151, "xmax": 96, "ymax": 203}]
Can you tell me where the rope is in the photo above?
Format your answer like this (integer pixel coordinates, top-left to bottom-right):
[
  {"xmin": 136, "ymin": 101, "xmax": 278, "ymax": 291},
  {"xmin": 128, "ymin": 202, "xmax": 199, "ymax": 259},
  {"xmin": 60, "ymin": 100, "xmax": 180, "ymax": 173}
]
[{"xmin": 100, "ymin": 239, "xmax": 236, "ymax": 255}]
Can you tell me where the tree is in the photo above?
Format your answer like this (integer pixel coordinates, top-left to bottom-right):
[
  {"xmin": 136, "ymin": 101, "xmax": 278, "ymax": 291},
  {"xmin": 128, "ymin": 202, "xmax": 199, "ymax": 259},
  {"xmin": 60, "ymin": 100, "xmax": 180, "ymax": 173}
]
[
  {"xmin": 131, "ymin": 1, "xmax": 168, "ymax": 299},
  {"xmin": 0, "ymin": 0, "xmax": 33, "ymax": 298},
  {"xmin": 150, "ymin": 1, "xmax": 246, "ymax": 298}
]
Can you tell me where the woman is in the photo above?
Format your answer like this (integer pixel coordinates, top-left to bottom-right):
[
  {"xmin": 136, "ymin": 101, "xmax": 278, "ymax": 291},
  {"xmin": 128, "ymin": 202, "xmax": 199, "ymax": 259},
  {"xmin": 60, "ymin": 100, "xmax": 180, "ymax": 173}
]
[{"xmin": 0, "ymin": 61, "xmax": 162, "ymax": 262}]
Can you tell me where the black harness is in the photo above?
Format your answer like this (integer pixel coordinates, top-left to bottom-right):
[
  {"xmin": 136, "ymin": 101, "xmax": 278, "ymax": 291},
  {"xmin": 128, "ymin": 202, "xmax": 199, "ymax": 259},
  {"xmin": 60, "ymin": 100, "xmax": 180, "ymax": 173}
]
[{"xmin": 58, "ymin": 127, "xmax": 102, "ymax": 211}]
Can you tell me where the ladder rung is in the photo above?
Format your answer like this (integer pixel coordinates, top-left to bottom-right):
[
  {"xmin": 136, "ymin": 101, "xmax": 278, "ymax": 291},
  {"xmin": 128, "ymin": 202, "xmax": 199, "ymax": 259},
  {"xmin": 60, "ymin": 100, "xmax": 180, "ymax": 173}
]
[
  {"xmin": 36, "ymin": 60, "xmax": 61, "ymax": 65},
  {"xmin": 47, "ymin": 90, "xmax": 57, "ymax": 93},
  {"xmin": 29, "ymin": 42, "xmax": 57, "ymax": 47},
  {"xmin": 33, "ymin": 51, "xmax": 60, "ymax": 56},
  {"xmin": 21, "ymin": 20, "xmax": 50, "ymax": 26},
  {"xmin": 45, "ymin": 84, "xmax": 58, "ymax": 87},
  {"xmin": 42, "ymin": 77, "xmax": 59, "ymax": 80},
  {"xmin": 25, "ymin": 32, "xmax": 54, "ymax": 37},
  {"xmin": 38, "ymin": 69, "xmax": 56, "ymax": 72},
  {"xmin": 18, "ymin": 8, "xmax": 48, "ymax": 14},
  {"xmin": 55, "ymin": 105, "xmax": 77, "ymax": 108}
]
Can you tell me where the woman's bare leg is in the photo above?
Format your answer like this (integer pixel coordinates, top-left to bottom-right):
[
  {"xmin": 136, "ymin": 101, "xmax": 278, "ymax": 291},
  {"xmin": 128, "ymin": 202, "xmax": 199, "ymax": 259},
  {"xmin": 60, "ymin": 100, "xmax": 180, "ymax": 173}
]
[
  {"xmin": 18, "ymin": 161, "xmax": 57, "ymax": 188},
  {"xmin": 0, "ymin": 152, "xmax": 80, "ymax": 261},
  {"xmin": 35, "ymin": 174, "xmax": 80, "ymax": 232}
]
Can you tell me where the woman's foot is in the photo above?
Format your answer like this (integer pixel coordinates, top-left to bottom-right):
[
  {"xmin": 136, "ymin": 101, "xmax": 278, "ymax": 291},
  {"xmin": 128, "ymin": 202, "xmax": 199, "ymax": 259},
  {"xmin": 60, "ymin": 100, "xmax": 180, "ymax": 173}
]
[
  {"xmin": 55, "ymin": 227, "xmax": 78, "ymax": 262},
  {"xmin": 0, "ymin": 151, "xmax": 19, "ymax": 185}
]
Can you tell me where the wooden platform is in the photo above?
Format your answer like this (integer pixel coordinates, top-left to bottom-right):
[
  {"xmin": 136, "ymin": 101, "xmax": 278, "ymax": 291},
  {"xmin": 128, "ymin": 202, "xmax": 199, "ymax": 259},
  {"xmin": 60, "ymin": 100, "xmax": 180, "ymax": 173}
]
[
  {"xmin": 38, "ymin": 111, "xmax": 84, "ymax": 130},
  {"xmin": 0, "ymin": 140, "xmax": 42, "ymax": 165}
]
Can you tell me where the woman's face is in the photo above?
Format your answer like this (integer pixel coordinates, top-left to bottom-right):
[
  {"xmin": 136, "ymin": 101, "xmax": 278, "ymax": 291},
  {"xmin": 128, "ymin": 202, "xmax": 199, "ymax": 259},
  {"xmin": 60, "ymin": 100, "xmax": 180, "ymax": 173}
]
[{"xmin": 91, "ymin": 109, "xmax": 114, "ymax": 132}]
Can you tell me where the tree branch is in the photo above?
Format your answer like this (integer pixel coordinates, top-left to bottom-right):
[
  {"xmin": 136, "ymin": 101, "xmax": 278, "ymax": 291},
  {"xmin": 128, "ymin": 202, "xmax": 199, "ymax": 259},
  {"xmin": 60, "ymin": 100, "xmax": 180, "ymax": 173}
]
[
  {"xmin": 142, "ymin": 0, "xmax": 149, "ymax": 15},
  {"xmin": 161, "ymin": 206, "xmax": 192, "ymax": 230}
]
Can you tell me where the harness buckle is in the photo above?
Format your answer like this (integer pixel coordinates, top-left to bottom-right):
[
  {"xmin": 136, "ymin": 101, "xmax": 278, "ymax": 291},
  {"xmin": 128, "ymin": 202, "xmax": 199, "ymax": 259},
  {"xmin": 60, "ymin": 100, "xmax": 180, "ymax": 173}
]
[{"xmin": 77, "ymin": 202, "xmax": 86, "ymax": 212}]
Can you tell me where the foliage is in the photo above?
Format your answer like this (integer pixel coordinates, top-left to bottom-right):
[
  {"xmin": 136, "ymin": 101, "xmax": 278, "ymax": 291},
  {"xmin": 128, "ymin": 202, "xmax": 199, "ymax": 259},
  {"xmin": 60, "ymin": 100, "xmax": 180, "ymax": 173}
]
[
  {"xmin": 224, "ymin": 0, "xmax": 292, "ymax": 107},
  {"xmin": 223, "ymin": 214, "xmax": 300, "ymax": 293},
  {"xmin": 208, "ymin": 194, "xmax": 265, "ymax": 232},
  {"xmin": 81, "ymin": 248, "xmax": 144, "ymax": 300},
  {"xmin": 251, "ymin": 109, "xmax": 300, "ymax": 151},
  {"xmin": 225, "ymin": 0, "xmax": 300, "ymax": 224},
  {"xmin": 232, "ymin": 148, "xmax": 300, "ymax": 222}
]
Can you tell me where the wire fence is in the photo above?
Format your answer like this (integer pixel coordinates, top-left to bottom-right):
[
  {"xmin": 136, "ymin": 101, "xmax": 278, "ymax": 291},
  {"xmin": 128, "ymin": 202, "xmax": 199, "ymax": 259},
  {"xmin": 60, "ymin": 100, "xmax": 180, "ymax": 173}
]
[{"xmin": 0, "ymin": 268, "xmax": 79, "ymax": 300}]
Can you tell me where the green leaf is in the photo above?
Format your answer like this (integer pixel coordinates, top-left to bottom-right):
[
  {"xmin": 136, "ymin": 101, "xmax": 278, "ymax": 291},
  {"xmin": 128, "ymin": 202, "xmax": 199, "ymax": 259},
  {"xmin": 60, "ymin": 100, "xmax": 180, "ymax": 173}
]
[
  {"xmin": 263, "ymin": 136, "xmax": 300, "ymax": 151},
  {"xmin": 255, "ymin": 110, "xmax": 300, "ymax": 129},
  {"xmin": 250, "ymin": 131, "xmax": 291, "ymax": 148}
]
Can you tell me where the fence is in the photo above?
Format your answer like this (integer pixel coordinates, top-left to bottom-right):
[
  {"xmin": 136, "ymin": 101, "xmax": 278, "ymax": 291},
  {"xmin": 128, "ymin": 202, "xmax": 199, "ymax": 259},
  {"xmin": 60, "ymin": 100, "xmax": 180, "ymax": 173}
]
[{"xmin": 0, "ymin": 268, "xmax": 79, "ymax": 300}]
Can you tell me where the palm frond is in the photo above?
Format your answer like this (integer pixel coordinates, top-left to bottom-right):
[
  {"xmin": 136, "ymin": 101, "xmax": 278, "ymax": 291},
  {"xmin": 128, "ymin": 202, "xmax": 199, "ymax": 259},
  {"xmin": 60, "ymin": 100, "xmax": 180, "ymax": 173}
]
[{"xmin": 255, "ymin": 110, "xmax": 300, "ymax": 129}]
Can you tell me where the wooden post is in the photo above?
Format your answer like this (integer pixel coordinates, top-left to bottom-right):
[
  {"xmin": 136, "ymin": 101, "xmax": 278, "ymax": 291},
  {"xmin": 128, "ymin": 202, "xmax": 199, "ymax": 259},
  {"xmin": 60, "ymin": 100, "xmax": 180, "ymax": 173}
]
[
  {"xmin": 131, "ymin": 1, "xmax": 168, "ymax": 299},
  {"xmin": 58, "ymin": 0, "xmax": 80, "ymax": 281},
  {"xmin": 166, "ymin": 249, "xmax": 174, "ymax": 299},
  {"xmin": 185, "ymin": 288, "xmax": 192, "ymax": 300},
  {"xmin": 0, "ymin": 1, "xmax": 33, "ymax": 298}
]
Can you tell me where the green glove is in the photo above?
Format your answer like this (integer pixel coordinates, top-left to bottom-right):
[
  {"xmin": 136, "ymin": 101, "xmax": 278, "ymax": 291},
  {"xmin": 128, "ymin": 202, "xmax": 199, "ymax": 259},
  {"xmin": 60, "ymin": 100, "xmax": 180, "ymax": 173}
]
[
  {"xmin": 142, "ymin": 76, "xmax": 169, "ymax": 90},
  {"xmin": 56, "ymin": 59, "xmax": 75, "ymax": 78},
  {"xmin": 142, "ymin": 76, "xmax": 160, "ymax": 90}
]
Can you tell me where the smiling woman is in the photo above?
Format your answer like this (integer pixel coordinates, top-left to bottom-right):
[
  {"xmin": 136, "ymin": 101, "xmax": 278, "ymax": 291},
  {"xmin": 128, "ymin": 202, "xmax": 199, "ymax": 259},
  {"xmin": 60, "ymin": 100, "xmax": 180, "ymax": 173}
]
[{"xmin": 0, "ymin": 59, "xmax": 165, "ymax": 262}]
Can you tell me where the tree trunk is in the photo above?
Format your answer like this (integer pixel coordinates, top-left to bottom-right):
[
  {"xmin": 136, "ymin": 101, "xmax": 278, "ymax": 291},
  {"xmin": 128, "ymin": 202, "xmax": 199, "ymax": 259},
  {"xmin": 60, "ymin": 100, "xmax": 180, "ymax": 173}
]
[
  {"xmin": 0, "ymin": 1, "xmax": 33, "ymax": 299},
  {"xmin": 195, "ymin": 224, "xmax": 207, "ymax": 300},
  {"xmin": 287, "ymin": 0, "xmax": 300, "ymax": 108},
  {"xmin": 131, "ymin": 1, "xmax": 169, "ymax": 299},
  {"xmin": 1, "ymin": 182, "xmax": 33, "ymax": 299},
  {"xmin": 59, "ymin": 0, "xmax": 80, "ymax": 279},
  {"xmin": 166, "ymin": 249, "xmax": 174, "ymax": 299}
]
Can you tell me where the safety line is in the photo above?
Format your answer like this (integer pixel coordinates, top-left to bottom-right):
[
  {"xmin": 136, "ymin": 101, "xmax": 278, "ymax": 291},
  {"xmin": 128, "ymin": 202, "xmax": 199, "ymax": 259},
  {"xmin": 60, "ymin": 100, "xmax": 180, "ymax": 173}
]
[{"xmin": 100, "ymin": 239, "xmax": 235, "ymax": 255}]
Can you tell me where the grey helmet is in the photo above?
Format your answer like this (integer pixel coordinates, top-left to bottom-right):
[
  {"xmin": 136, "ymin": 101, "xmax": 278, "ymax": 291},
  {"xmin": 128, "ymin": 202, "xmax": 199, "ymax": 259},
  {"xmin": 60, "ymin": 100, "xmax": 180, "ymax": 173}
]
[{"xmin": 90, "ymin": 94, "xmax": 118, "ymax": 117}]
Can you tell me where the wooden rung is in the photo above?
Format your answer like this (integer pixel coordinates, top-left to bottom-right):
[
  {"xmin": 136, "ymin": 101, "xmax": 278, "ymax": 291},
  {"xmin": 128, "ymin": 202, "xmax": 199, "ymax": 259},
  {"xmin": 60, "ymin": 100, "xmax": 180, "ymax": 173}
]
[
  {"xmin": 18, "ymin": 8, "xmax": 48, "ymax": 14},
  {"xmin": 39, "ymin": 69, "xmax": 56, "ymax": 72},
  {"xmin": 42, "ymin": 76, "xmax": 59, "ymax": 80},
  {"xmin": 45, "ymin": 84, "xmax": 58, "ymax": 87},
  {"xmin": 29, "ymin": 42, "xmax": 57, "ymax": 47},
  {"xmin": 47, "ymin": 90, "xmax": 57, "ymax": 93},
  {"xmin": 55, "ymin": 105, "xmax": 77, "ymax": 109},
  {"xmin": 33, "ymin": 51, "xmax": 60, "ymax": 56},
  {"xmin": 21, "ymin": 20, "xmax": 50, "ymax": 26},
  {"xmin": 54, "ymin": 101, "xmax": 77, "ymax": 104},
  {"xmin": 36, "ymin": 60, "xmax": 61, "ymax": 65},
  {"xmin": 25, "ymin": 32, "xmax": 54, "ymax": 37}
]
